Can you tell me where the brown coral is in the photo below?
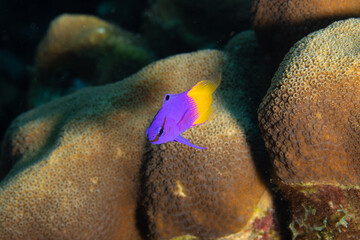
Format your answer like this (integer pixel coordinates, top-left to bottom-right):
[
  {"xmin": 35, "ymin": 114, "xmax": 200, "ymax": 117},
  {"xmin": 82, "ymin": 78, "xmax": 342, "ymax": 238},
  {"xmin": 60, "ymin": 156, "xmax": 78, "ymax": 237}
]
[
  {"xmin": 251, "ymin": 0, "xmax": 360, "ymax": 58},
  {"xmin": 1, "ymin": 49, "xmax": 275, "ymax": 239},
  {"xmin": 32, "ymin": 14, "xmax": 153, "ymax": 107},
  {"xmin": 258, "ymin": 18, "xmax": 360, "ymax": 238}
]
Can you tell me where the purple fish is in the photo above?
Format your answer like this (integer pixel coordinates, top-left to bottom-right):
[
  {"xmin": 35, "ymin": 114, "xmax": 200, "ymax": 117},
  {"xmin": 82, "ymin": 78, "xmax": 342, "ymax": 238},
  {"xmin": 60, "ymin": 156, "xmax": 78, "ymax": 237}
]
[{"xmin": 146, "ymin": 74, "xmax": 221, "ymax": 149}]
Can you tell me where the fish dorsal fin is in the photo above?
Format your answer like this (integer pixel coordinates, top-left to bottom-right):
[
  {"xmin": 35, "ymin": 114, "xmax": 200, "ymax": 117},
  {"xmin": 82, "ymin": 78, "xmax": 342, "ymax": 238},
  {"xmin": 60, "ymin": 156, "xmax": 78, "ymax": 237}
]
[
  {"xmin": 187, "ymin": 73, "xmax": 221, "ymax": 125},
  {"xmin": 174, "ymin": 135, "xmax": 206, "ymax": 149},
  {"xmin": 188, "ymin": 73, "xmax": 221, "ymax": 96}
]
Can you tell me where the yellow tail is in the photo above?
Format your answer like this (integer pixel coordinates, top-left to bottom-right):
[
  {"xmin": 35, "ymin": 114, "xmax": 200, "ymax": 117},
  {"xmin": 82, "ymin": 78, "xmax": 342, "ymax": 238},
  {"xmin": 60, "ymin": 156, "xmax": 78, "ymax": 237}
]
[{"xmin": 187, "ymin": 73, "xmax": 221, "ymax": 125}]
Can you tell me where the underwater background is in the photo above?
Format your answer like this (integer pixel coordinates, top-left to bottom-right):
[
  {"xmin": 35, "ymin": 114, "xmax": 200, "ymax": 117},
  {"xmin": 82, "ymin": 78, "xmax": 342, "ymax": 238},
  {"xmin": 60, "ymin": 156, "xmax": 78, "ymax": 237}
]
[{"xmin": 1, "ymin": 0, "xmax": 360, "ymax": 239}]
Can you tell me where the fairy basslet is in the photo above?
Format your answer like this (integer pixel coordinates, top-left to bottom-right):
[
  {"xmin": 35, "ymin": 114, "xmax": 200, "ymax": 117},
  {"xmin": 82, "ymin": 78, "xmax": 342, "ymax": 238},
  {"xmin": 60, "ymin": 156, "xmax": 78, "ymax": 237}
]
[{"xmin": 146, "ymin": 73, "xmax": 221, "ymax": 149}]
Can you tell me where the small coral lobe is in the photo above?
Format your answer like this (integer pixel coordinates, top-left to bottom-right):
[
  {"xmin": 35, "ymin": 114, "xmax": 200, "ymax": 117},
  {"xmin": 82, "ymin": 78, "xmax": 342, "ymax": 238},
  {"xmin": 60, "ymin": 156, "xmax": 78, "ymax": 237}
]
[{"xmin": 31, "ymin": 14, "xmax": 154, "ymax": 108}]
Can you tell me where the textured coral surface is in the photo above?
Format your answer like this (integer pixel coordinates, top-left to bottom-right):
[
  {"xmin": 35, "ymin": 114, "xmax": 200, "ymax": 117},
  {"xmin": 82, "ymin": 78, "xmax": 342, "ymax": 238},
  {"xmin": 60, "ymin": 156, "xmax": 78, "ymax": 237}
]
[
  {"xmin": 0, "ymin": 49, "xmax": 274, "ymax": 239},
  {"xmin": 258, "ymin": 18, "xmax": 360, "ymax": 238},
  {"xmin": 252, "ymin": 0, "xmax": 360, "ymax": 58}
]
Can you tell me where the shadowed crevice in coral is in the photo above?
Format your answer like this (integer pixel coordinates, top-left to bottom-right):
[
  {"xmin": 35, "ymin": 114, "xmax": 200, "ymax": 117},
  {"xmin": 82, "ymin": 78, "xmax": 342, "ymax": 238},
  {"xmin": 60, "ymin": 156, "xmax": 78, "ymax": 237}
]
[
  {"xmin": 252, "ymin": 0, "xmax": 360, "ymax": 61},
  {"xmin": 256, "ymin": 15, "xmax": 358, "ymax": 62},
  {"xmin": 221, "ymin": 32, "xmax": 275, "ymax": 185},
  {"xmin": 0, "ymin": 115, "xmax": 64, "ymax": 183},
  {"xmin": 255, "ymin": 16, "xmax": 359, "ymax": 61},
  {"xmin": 270, "ymin": 180, "xmax": 292, "ymax": 239},
  {"xmin": 222, "ymin": 30, "xmax": 293, "ymax": 238},
  {"xmin": 136, "ymin": 142, "xmax": 153, "ymax": 239},
  {"xmin": 0, "ymin": 138, "xmax": 14, "ymax": 180}
]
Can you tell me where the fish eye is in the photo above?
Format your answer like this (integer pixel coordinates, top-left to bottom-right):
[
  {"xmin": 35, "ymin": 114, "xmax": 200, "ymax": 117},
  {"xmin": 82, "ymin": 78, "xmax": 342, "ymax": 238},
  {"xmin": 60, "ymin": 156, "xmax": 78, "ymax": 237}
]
[
  {"xmin": 165, "ymin": 95, "xmax": 170, "ymax": 101},
  {"xmin": 158, "ymin": 127, "xmax": 164, "ymax": 136}
]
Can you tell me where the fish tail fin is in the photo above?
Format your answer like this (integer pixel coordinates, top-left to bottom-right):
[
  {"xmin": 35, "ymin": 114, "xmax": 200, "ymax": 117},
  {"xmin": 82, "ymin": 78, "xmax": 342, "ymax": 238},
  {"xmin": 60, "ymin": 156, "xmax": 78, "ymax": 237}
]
[
  {"xmin": 187, "ymin": 73, "xmax": 221, "ymax": 125},
  {"xmin": 211, "ymin": 72, "xmax": 222, "ymax": 90}
]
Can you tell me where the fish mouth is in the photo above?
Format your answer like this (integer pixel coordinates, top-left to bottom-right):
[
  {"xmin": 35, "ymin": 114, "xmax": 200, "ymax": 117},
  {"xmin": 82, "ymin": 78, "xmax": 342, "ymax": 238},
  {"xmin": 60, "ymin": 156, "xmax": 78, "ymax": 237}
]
[
  {"xmin": 150, "ymin": 135, "xmax": 160, "ymax": 143},
  {"xmin": 149, "ymin": 117, "xmax": 167, "ymax": 143}
]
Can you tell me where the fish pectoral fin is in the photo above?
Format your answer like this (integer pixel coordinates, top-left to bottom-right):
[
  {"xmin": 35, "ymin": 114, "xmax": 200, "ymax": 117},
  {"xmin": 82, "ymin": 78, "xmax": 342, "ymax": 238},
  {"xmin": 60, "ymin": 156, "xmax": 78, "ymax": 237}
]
[
  {"xmin": 177, "ymin": 109, "xmax": 198, "ymax": 130},
  {"xmin": 174, "ymin": 135, "xmax": 206, "ymax": 149}
]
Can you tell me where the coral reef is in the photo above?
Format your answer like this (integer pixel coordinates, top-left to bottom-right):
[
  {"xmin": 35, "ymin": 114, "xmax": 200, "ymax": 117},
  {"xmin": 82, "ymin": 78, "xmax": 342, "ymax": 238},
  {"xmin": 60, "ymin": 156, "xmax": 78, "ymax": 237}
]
[
  {"xmin": 251, "ymin": 0, "xmax": 360, "ymax": 59},
  {"xmin": 1, "ymin": 48, "xmax": 278, "ymax": 239},
  {"xmin": 5, "ymin": 0, "xmax": 360, "ymax": 238},
  {"xmin": 32, "ymin": 14, "xmax": 154, "ymax": 107},
  {"xmin": 258, "ymin": 18, "xmax": 360, "ymax": 238}
]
